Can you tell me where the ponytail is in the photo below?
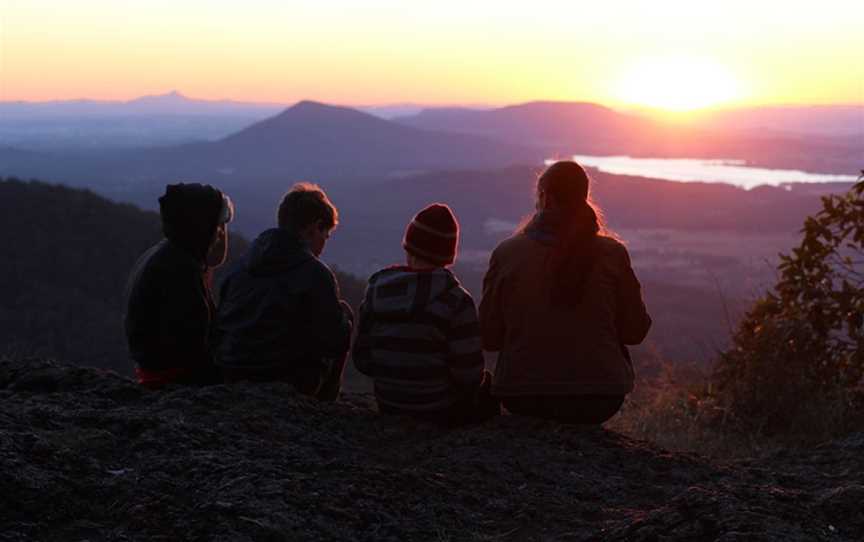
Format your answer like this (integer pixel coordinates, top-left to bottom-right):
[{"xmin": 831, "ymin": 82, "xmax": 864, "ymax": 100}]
[{"xmin": 524, "ymin": 161, "xmax": 604, "ymax": 307}]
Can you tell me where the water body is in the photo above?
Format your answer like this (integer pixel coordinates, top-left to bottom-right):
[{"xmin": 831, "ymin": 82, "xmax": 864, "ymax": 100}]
[{"xmin": 566, "ymin": 155, "xmax": 859, "ymax": 190}]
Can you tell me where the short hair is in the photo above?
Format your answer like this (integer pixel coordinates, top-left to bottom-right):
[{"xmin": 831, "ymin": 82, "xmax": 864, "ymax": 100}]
[{"xmin": 277, "ymin": 183, "xmax": 338, "ymax": 232}]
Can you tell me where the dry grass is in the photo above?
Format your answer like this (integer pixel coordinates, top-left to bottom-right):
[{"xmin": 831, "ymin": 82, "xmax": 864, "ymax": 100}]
[{"xmin": 608, "ymin": 360, "xmax": 864, "ymax": 459}]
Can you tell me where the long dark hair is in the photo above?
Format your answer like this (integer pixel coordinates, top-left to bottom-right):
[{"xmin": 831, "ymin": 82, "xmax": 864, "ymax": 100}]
[{"xmin": 520, "ymin": 161, "xmax": 606, "ymax": 306}]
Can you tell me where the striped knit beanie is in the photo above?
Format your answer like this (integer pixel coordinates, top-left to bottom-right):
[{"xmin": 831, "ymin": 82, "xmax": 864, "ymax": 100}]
[{"xmin": 402, "ymin": 203, "xmax": 459, "ymax": 266}]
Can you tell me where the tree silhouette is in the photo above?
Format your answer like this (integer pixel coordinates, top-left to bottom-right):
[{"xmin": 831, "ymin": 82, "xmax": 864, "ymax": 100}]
[{"xmin": 712, "ymin": 172, "xmax": 864, "ymax": 434}]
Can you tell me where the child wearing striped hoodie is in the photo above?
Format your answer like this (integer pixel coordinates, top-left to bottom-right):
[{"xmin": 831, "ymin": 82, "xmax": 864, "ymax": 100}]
[{"xmin": 352, "ymin": 203, "xmax": 500, "ymax": 425}]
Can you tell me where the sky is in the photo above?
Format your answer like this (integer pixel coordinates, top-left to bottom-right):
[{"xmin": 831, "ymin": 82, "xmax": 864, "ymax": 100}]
[{"xmin": 1, "ymin": 0, "xmax": 862, "ymax": 110}]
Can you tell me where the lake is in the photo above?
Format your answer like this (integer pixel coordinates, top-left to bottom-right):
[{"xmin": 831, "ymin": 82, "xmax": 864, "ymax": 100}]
[{"xmin": 563, "ymin": 155, "xmax": 859, "ymax": 190}]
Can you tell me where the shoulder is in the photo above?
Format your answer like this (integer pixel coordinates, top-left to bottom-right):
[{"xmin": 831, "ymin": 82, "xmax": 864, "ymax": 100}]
[
  {"xmin": 495, "ymin": 233, "xmax": 531, "ymax": 252},
  {"xmin": 367, "ymin": 266, "xmax": 399, "ymax": 285},
  {"xmin": 443, "ymin": 272, "xmax": 477, "ymax": 310},
  {"xmin": 595, "ymin": 235, "xmax": 628, "ymax": 254},
  {"xmin": 361, "ymin": 267, "xmax": 397, "ymax": 297},
  {"xmin": 306, "ymin": 257, "xmax": 338, "ymax": 287},
  {"xmin": 139, "ymin": 241, "xmax": 199, "ymax": 282},
  {"xmin": 593, "ymin": 235, "xmax": 635, "ymax": 270},
  {"xmin": 452, "ymin": 284, "xmax": 477, "ymax": 309},
  {"xmin": 491, "ymin": 233, "xmax": 536, "ymax": 260}
]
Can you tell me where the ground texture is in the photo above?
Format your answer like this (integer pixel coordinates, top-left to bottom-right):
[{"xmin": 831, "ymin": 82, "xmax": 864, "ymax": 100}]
[{"xmin": 1, "ymin": 359, "xmax": 862, "ymax": 541}]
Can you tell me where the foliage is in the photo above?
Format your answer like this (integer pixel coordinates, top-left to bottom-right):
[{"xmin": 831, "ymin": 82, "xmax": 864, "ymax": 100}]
[{"xmin": 710, "ymin": 173, "xmax": 864, "ymax": 436}]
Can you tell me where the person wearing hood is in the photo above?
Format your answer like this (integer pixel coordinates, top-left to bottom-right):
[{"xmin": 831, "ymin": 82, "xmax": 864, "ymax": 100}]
[
  {"xmin": 352, "ymin": 203, "xmax": 500, "ymax": 425},
  {"xmin": 124, "ymin": 182, "xmax": 234, "ymax": 388},
  {"xmin": 213, "ymin": 183, "xmax": 352, "ymax": 401}
]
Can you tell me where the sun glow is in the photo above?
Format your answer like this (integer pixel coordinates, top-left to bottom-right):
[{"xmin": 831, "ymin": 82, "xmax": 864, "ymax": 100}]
[{"xmin": 614, "ymin": 57, "xmax": 742, "ymax": 112}]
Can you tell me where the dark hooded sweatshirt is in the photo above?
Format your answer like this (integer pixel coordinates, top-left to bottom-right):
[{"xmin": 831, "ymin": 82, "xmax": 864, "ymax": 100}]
[
  {"xmin": 124, "ymin": 240, "xmax": 218, "ymax": 385},
  {"xmin": 124, "ymin": 183, "xmax": 224, "ymax": 387},
  {"xmin": 213, "ymin": 228, "xmax": 352, "ymax": 377},
  {"xmin": 352, "ymin": 266, "xmax": 485, "ymax": 413}
]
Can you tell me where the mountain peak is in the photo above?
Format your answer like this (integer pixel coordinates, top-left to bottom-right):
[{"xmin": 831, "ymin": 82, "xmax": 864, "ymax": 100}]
[
  {"xmin": 260, "ymin": 100, "xmax": 384, "ymax": 126},
  {"xmin": 291, "ymin": 99, "xmax": 327, "ymax": 110},
  {"xmin": 283, "ymin": 100, "xmax": 361, "ymax": 116},
  {"xmin": 127, "ymin": 90, "xmax": 192, "ymax": 105}
]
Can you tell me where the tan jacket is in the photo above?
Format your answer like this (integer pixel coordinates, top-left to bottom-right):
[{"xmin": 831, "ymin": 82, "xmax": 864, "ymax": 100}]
[{"xmin": 480, "ymin": 234, "xmax": 651, "ymax": 396}]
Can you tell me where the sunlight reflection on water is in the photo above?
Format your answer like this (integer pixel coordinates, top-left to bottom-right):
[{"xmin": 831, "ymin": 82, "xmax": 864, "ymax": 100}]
[{"xmin": 551, "ymin": 155, "xmax": 859, "ymax": 190}]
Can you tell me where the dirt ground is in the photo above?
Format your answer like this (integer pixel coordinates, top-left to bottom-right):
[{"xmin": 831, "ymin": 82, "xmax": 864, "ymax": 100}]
[{"xmin": 2, "ymin": 358, "xmax": 862, "ymax": 541}]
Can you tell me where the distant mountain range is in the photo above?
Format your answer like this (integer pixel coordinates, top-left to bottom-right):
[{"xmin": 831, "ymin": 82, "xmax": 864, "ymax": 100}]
[
  {"xmin": 0, "ymin": 100, "xmax": 544, "ymax": 205},
  {"xmin": 0, "ymin": 97, "xmax": 860, "ymax": 206},
  {"xmin": 698, "ymin": 105, "xmax": 864, "ymax": 137},
  {"xmin": 2, "ymin": 92, "xmax": 861, "ymax": 162},
  {"xmin": 395, "ymin": 101, "xmax": 652, "ymax": 152},
  {"xmin": 396, "ymin": 102, "xmax": 863, "ymax": 174},
  {"xmin": 0, "ymin": 91, "xmax": 284, "ymax": 119},
  {"xmin": 0, "ymin": 93, "xmax": 452, "ymax": 149}
]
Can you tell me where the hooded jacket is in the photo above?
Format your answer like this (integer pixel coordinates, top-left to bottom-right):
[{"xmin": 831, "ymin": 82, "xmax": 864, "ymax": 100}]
[
  {"xmin": 124, "ymin": 183, "xmax": 224, "ymax": 386},
  {"xmin": 213, "ymin": 228, "xmax": 352, "ymax": 374},
  {"xmin": 125, "ymin": 240, "xmax": 216, "ymax": 382},
  {"xmin": 480, "ymin": 224, "xmax": 651, "ymax": 396},
  {"xmin": 352, "ymin": 266, "xmax": 484, "ymax": 412}
]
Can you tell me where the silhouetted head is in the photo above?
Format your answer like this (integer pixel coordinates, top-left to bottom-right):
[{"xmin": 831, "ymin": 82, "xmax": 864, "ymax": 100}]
[
  {"xmin": 535, "ymin": 161, "xmax": 600, "ymax": 235},
  {"xmin": 403, "ymin": 203, "xmax": 460, "ymax": 268},
  {"xmin": 159, "ymin": 183, "xmax": 234, "ymax": 265},
  {"xmin": 277, "ymin": 183, "xmax": 338, "ymax": 257}
]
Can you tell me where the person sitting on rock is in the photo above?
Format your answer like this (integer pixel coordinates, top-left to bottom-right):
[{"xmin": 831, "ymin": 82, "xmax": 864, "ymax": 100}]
[
  {"xmin": 480, "ymin": 161, "xmax": 651, "ymax": 425},
  {"xmin": 213, "ymin": 183, "xmax": 352, "ymax": 401},
  {"xmin": 353, "ymin": 203, "xmax": 500, "ymax": 425},
  {"xmin": 124, "ymin": 182, "xmax": 234, "ymax": 388}
]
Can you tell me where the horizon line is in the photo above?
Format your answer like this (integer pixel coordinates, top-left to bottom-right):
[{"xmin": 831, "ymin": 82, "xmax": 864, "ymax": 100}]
[{"xmin": 1, "ymin": 91, "xmax": 861, "ymax": 113}]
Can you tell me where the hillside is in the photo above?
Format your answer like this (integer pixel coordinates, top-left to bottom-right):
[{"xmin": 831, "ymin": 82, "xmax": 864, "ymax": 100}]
[
  {"xmin": 0, "ymin": 179, "xmax": 235, "ymax": 372},
  {"xmin": 396, "ymin": 101, "xmax": 648, "ymax": 153},
  {"xmin": 2, "ymin": 357, "xmax": 863, "ymax": 540},
  {"xmin": 196, "ymin": 100, "xmax": 541, "ymax": 178},
  {"xmin": 397, "ymin": 101, "xmax": 862, "ymax": 175},
  {"xmin": 0, "ymin": 101, "xmax": 543, "ymax": 188}
]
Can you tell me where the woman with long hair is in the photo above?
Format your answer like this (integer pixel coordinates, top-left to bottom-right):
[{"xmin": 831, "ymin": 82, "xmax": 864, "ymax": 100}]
[{"xmin": 479, "ymin": 160, "xmax": 651, "ymax": 424}]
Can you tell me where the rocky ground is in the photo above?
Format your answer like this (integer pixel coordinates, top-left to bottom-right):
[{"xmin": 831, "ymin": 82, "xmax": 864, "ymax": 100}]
[{"xmin": 1, "ymin": 358, "xmax": 863, "ymax": 541}]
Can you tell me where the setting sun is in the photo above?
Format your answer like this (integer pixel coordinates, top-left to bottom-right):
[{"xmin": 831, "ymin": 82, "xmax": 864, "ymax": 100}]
[{"xmin": 614, "ymin": 56, "xmax": 743, "ymax": 111}]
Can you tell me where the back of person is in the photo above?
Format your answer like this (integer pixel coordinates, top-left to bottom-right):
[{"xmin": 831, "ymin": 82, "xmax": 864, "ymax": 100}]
[
  {"xmin": 480, "ymin": 161, "xmax": 650, "ymax": 425},
  {"xmin": 124, "ymin": 182, "xmax": 233, "ymax": 388},
  {"xmin": 353, "ymin": 203, "xmax": 498, "ymax": 425},
  {"xmin": 213, "ymin": 183, "xmax": 352, "ymax": 401},
  {"xmin": 482, "ymin": 233, "xmax": 646, "ymax": 396},
  {"xmin": 214, "ymin": 229, "xmax": 350, "ymax": 386},
  {"xmin": 354, "ymin": 266, "xmax": 483, "ymax": 413}
]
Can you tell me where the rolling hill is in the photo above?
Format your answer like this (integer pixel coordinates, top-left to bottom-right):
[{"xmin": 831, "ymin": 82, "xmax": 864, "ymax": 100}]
[
  {"xmin": 200, "ymin": 100, "xmax": 543, "ymax": 177},
  {"xmin": 397, "ymin": 101, "xmax": 863, "ymax": 174},
  {"xmin": 0, "ymin": 101, "xmax": 544, "ymax": 192}
]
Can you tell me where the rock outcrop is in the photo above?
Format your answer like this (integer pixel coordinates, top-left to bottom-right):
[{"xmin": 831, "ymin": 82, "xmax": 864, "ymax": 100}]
[{"xmin": 1, "ymin": 358, "xmax": 861, "ymax": 541}]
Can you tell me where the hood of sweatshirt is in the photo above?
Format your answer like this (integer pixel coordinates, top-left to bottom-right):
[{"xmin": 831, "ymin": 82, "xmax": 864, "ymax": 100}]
[
  {"xmin": 158, "ymin": 183, "xmax": 224, "ymax": 263},
  {"xmin": 246, "ymin": 228, "xmax": 315, "ymax": 276},
  {"xmin": 366, "ymin": 266, "xmax": 461, "ymax": 319}
]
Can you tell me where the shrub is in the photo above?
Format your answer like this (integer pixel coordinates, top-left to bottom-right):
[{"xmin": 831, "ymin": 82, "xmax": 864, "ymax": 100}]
[{"xmin": 710, "ymin": 173, "xmax": 864, "ymax": 437}]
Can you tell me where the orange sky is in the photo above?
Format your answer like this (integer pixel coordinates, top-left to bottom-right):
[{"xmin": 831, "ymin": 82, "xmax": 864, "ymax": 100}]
[{"xmin": 1, "ymin": 0, "xmax": 862, "ymax": 110}]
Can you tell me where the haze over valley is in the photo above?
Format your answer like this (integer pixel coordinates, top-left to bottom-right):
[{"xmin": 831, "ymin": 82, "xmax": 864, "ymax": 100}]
[{"xmin": 2, "ymin": 94, "xmax": 859, "ymax": 370}]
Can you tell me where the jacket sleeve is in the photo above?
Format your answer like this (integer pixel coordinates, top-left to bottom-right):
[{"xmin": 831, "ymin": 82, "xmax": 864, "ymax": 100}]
[
  {"xmin": 447, "ymin": 293, "xmax": 484, "ymax": 388},
  {"xmin": 479, "ymin": 247, "xmax": 506, "ymax": 351},
  {"xmin": 615, "ymin": 245, "xmax": 652, "ymax": 345},
  {"xmin": 307, "ymin": 265, "xmax": 353, "ymax": 359},
  {"xmin": 351, "ymin": 284, "xmax": 374, "ymax": 376}
]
